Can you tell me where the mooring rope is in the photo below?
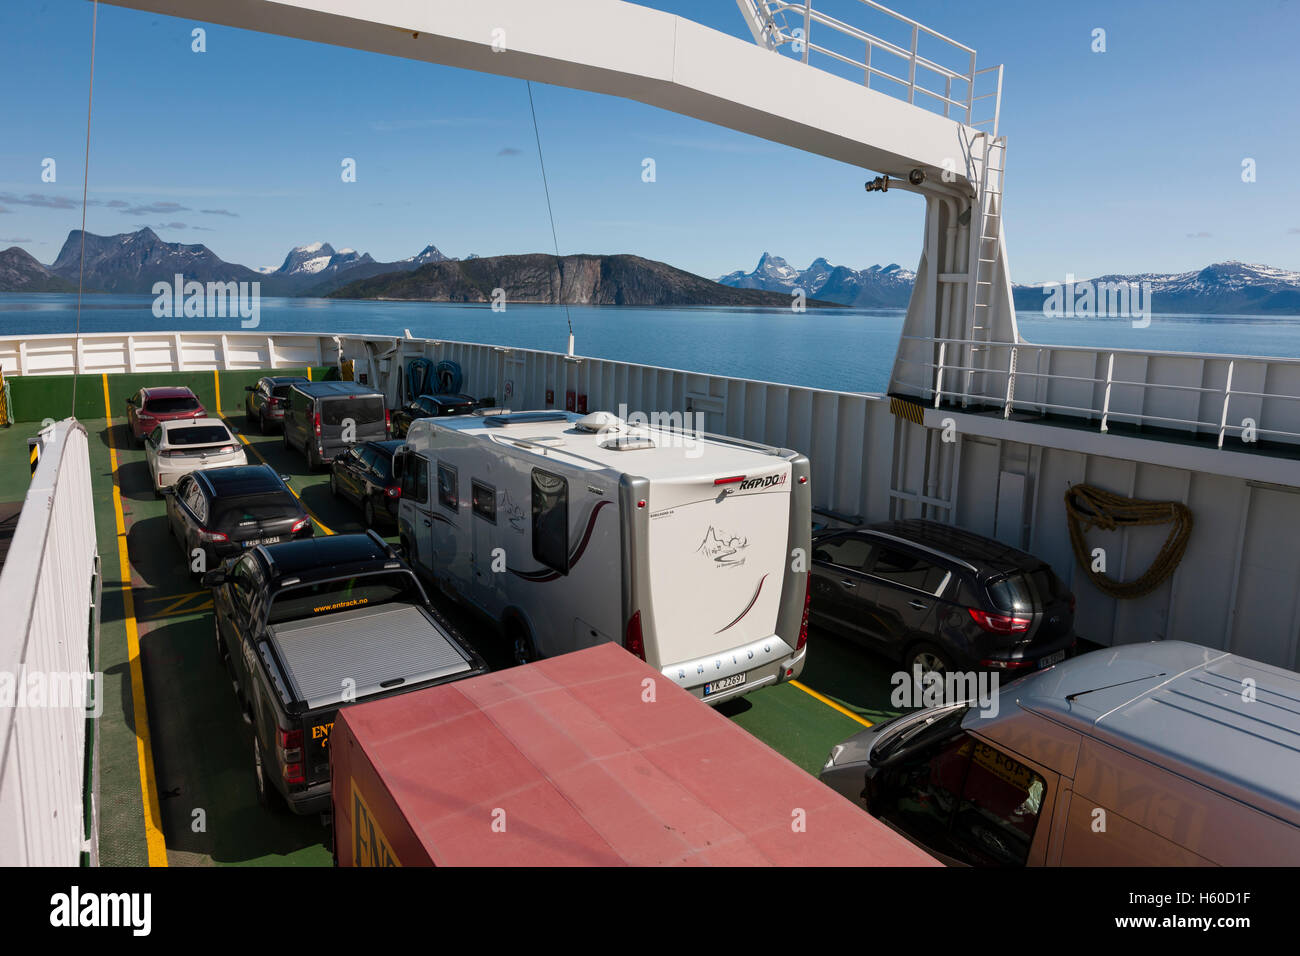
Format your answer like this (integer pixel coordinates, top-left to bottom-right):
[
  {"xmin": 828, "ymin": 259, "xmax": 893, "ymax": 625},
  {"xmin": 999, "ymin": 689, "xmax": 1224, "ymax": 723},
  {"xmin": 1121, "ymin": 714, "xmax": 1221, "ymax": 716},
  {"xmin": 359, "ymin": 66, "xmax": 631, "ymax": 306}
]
[{"xmin": 1064, "ymin": 483, "xmax": 1193, "ymax": 599}]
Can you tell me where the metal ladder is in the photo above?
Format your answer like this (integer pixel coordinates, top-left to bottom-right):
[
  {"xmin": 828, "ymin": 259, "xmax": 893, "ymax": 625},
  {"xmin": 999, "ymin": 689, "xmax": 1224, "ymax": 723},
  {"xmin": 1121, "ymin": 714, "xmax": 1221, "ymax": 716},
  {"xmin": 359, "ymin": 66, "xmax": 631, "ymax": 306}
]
[{"xmin": 962, "ymin": 132, "xmax": 1006, "ymax": 407}]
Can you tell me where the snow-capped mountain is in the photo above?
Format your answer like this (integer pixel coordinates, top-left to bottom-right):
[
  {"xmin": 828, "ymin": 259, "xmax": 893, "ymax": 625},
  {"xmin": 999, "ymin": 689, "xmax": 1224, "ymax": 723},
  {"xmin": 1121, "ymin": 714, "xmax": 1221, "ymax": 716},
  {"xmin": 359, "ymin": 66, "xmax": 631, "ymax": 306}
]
[
  {"xmin": 722, "ymin": 255, "xmax": 1300, "ymax": 314},
  {"xmin": 275, "ymin": 242, "xmax": 375, "ymax": 278},
  {"xmin": 718, "ymin": 253, "xmax": 916, "ymax": 307},
  {"xmin": 403, "ymin": 244, "xmax": 451, "ymax": 266}
]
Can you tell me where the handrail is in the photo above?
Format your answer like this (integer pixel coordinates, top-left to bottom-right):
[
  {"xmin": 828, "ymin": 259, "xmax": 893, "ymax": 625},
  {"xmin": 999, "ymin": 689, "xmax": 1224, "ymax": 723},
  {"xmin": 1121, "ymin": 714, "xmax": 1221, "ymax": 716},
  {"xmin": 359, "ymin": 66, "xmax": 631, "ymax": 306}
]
[{"xmin": 740, "ymin": 0, "xmax": 1001, "ymax": 134}]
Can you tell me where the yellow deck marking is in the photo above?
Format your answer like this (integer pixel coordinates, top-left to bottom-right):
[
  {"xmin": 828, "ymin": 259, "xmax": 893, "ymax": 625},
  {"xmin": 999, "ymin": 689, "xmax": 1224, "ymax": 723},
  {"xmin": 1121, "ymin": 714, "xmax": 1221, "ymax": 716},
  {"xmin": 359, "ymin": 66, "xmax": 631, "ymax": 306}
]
[
  {"xmin": 213, "ymin": 369, "xmax": 222, "ymax": 414},
  {"xmin": 225, "ymin": 419, "xmax": 335, "ymax": 536},
  {"xmin": 789, "ymin": 680, "xmax": 874, "ymax": 728},
  {"xmin": 102, "ymin": 373, "xmax": 169, "ymax": 867}
]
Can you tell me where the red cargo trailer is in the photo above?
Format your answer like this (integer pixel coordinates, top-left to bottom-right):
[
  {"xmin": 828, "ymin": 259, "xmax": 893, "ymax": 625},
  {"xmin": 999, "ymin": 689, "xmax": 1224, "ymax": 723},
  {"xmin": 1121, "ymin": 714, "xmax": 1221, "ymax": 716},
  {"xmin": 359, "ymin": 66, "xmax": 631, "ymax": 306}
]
[{"xmin": 330, "ymin": 643, "xmax": 938, "ymax": 866}]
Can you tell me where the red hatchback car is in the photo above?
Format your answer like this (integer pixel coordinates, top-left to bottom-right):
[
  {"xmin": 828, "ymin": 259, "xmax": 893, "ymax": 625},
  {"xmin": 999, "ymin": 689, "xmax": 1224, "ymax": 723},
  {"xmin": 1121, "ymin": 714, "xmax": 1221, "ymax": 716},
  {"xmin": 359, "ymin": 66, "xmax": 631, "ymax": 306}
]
[{"xmin": 126, "ymin": 386, "xmax": 207, "ymax": 445}]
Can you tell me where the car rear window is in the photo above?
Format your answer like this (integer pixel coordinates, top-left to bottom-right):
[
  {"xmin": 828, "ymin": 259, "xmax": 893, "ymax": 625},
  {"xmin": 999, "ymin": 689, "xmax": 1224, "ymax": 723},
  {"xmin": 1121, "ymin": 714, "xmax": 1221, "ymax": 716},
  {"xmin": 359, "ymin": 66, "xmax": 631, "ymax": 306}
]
[
  {"xmin": 211, "ymin": 492, "xmax": 298, "ymax": 528},
  {"xmin": 271, "ymin": 384, "xmax": 295, "ymax": 397},
  {"xmin": 267, "ymin": 572, "xmax": 422, "ymax": 625},
  {"xmin": 168, "ymin": 425, "xmax": 231, "ymax": 446},
  {"xmin": 321, "ymin": 397, "xmax": 384, "ymax": 426},
  {"xmin": 145, "ymin": 396, "xmax": 200, "ymax": 413},
  {"xmin": 986, "ymin": 568, "xmax": 1064, "ymax": 613}
]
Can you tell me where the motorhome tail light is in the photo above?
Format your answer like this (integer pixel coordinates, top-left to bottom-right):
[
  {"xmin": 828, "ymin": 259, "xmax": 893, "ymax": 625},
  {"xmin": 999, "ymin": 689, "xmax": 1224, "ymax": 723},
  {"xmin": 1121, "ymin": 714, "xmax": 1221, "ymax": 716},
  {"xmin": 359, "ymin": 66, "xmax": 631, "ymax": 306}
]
[
  {"xmin": 714, "ymin": 475, "xmax": 746, "ymax": 485},
  {"xmin": 637, "ymin": 500, "xmax": 646, "ymax": 508},
  {"xmin": 796, "ymin": 577, "xmax": 811, "ymax": 652},
  {"xmin": 385, "ymin": 485, "xmax": 402, "ymax": 499},
  {"xmin": 798, "ymin": 476, "xmax": 807, "ymax": 484},
  {"xmin": 289, "ymin": 517, "xmax": 310, "ymax": 534},
  {"xmin": 313, "ymin": 411, "xmax": 321, "ymax": 437},
  {"xmin": 196, "ymin": 528, "xmax": 228, "ymax": 543},
  {"xmin": 969, "ymin": 608, "xmax": 1032, "ymax": 634},
  {"xmin": 625, "ymin": 611, "xmax": 646, "ymax": 661}
]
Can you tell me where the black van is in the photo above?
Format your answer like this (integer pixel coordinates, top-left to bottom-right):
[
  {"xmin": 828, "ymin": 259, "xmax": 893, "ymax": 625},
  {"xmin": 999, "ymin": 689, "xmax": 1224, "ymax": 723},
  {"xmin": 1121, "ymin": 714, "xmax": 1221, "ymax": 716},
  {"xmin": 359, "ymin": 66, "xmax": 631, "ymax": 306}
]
[{"xmin": 282, "ymin": 381, "xmax": 388, "ymax": 468}]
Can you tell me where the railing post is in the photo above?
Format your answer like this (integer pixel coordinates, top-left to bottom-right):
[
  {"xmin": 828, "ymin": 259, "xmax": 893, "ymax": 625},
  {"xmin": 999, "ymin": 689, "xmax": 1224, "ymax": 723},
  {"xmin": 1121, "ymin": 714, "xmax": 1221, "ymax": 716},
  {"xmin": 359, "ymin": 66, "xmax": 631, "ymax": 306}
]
[
  {"xmin": 1003, "ymin": 345, "xmax": 1017, "ymax": 419},
  {"xmin": 967, "ymin": 50, "xmax": 976, "ymax": 125},
  {"xmin": 1100, "ymin": 352, "xmax": 1114, "ymax": 433},
  {"xmin": 934, "ymin": 341, "xmax": 946, "ymax": 408},
  {"xmin": 802, "ymin": 0, "xmax": 811, "ymax": 63},
  {"xmin": 864, "ymin": 40, "xmax": 871, "ymax": 88},
  {"xmin": 943, "ymin": 75, "xmax": 951, "ymax": 119},
  {"xmin": 1218, "ymin": 360, "xmax": 1235, "ymax": 448},
  {"xmin": 908, "ymin": 25, "xmax": 917, "ymax": 104}
]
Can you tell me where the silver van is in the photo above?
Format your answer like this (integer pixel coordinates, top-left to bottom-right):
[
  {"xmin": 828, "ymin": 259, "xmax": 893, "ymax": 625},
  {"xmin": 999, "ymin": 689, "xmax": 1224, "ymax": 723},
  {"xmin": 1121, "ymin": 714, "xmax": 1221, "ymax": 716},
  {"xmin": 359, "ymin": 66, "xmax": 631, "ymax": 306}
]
[{"xmin": 820, "ymin": 641, "xmax": 1300, "ymax": 865}]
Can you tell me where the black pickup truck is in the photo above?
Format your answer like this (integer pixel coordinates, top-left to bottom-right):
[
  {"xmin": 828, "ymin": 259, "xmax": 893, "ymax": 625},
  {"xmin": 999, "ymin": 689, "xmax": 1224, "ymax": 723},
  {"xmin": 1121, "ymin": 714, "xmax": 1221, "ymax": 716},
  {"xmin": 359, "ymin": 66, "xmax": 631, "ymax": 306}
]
[{"xmin": 203, "ymin": 531, "xmax": 488, "ymax": 815}]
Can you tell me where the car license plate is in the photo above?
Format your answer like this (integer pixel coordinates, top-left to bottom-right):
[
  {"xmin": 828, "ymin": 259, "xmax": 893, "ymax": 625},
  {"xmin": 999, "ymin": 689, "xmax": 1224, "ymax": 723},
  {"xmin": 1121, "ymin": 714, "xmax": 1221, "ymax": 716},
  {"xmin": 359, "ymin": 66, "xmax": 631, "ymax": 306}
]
[
  {"xmin": 704, "ymin": 673, "xmax": 746, "ymax": 696},
  {"xmin": 260, "ymin": 536, "xmax": 281, "ymax": 545},
  {"xmin": 1038, "ymin": 649, "xmax": 1066, "ymax": 669}
]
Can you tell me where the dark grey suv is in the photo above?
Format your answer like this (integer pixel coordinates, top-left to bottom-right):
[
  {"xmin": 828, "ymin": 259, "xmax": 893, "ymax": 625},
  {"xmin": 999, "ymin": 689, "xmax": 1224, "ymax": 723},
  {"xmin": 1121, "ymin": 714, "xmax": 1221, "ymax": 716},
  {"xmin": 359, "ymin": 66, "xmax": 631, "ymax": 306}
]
[{"xmin": 809, "ymin": 519, "xmax": 1076, "ymax": 677}]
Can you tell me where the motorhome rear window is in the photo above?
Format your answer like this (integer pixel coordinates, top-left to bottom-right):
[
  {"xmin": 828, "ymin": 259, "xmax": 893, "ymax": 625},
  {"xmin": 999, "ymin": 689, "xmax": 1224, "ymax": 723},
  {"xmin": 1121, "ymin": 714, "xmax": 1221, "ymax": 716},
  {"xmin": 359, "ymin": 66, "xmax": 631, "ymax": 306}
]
[
  {"xmin": 321, "ymin": 397, "xmax": 384, "ymax": 426},
  {"xmin": 145, "ymin": 396, "xmax": 200, "ymax": 413},
  {"xmin": 267, "ymin": 572, "xmax": 421, "ymax": 625},
  {"xmin": 531, "ymin": 469, "xmax": 568, "ymax": 574},
  {"xmin": 472, "ymin": 480, "xmax": 496, "ymax": 523}
]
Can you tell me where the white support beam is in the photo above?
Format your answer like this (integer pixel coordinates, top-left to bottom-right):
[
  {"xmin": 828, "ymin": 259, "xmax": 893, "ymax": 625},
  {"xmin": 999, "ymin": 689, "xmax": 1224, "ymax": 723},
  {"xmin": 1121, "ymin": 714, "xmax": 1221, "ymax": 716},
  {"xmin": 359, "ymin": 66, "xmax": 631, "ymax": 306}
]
[{"xmin": 99, "ymin": 0, "xmax": 978, "ymax": 188}]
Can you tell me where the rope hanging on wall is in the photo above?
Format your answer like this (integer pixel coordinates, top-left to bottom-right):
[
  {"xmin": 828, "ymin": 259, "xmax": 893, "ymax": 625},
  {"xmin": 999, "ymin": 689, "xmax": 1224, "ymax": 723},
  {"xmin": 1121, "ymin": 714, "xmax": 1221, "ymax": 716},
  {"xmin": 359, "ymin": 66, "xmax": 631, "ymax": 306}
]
[{"xmin": 1064, "ymin": 483, "xmax": 1193, "ymax": 600}]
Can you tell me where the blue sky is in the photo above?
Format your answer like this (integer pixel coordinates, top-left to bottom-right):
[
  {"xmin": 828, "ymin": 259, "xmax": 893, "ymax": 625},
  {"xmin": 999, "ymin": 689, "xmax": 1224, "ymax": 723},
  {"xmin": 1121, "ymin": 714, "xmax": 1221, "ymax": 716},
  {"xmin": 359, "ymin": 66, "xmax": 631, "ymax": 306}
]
[{"xmin": 1, "ymin": 0, "xmax": 1297, "ymax": 282}]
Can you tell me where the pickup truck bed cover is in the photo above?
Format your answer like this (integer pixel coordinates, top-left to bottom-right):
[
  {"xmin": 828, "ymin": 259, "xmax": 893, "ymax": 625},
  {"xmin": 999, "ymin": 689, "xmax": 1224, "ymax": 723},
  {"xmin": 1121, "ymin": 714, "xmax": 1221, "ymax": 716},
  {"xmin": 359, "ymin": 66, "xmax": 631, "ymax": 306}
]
[
  {"xmin": 267, "ymin": 602, "xmax": 474, "ymax": 709},
  {"xmin": 331, "ymin": 643, "xmax": 938, "ymax": 866}
]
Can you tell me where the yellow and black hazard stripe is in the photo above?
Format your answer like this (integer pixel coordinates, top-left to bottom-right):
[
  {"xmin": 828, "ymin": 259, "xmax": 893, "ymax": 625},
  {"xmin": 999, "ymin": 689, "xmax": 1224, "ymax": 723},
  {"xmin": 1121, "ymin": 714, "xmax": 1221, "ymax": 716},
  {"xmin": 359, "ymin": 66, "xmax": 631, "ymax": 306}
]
[{"xmin": 889, "ymin": 395, "xmax": 926, "ymax": 426}]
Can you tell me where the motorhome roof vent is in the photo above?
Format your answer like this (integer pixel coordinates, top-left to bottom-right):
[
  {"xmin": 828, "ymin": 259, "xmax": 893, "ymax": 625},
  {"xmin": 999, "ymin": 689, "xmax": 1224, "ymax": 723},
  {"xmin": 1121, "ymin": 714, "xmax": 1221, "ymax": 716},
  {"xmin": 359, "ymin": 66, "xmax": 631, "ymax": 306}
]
[
  {"xmin": 600, "ymin": 436, "xmax": 656, "ymax": 451},
  {"xmin": 573, "ymin": 411, "xmax": 623, "ymax": 433},
  {"xmin": 482, "ymin": 411, "xmax": 570, "ymax": 427}
]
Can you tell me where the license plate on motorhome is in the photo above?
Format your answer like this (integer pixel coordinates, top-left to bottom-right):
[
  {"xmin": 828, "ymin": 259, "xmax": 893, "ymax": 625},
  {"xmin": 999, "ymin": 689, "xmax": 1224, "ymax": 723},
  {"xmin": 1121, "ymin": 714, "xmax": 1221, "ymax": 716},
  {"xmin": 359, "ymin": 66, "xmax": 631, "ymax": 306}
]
[
  {"xmin": 1038, "ymin": 650, "xmax": 1066, "ymax": 669},
  {"xmin": 704, "ymin": 673, "xmax": 746, "ymax": 696}
]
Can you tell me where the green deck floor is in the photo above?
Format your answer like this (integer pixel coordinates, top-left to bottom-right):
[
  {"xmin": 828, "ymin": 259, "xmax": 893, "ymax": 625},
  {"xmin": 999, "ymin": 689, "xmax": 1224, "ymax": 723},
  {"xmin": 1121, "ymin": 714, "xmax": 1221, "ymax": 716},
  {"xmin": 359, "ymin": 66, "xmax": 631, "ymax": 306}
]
[{"xmin": 1, "ymin": 400, "xmax": 906, "ymax": 867}]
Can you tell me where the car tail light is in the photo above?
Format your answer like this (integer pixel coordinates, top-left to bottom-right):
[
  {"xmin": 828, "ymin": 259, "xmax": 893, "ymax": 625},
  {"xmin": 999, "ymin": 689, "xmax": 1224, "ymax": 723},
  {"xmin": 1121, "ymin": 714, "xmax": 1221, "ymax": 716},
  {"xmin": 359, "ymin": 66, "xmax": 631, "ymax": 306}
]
[
  {"xmin": 969, "ymin": 607, "xmax": 1032, "ymax": 634},
  {"xmin": 196, "ymin": 528, "xmax": 228, "ymax": 543},
  {"xmin": 289, "ymin": 517, "xmax": 310, "ymax": 534},
  {"xmin": 278, "ymin": 727, "xmax": 304, "ymax": 783},
  {"xmin": 385, "ymin": 485, "xmax": 401, "ymax": 499},
  {"xmin": 268, "ymin": 397, "xmax": 281, "ymax": 407},
  {"xmin": 313, "ymin": 411, "xmax": 321, "ymax": 437},
  {"xmin": 979, "ymin": 657, "xmax": 1036, "ymax": 671},
  {"xmin": 796, "ymin": 576, "xmax": 811, "ymax": 652},
  {"xmin": 385, "ymin": 408, "xmax": 392, "ymax": 435},
  {"xmin": 218, "ymin": 445, "xmax": 236, "ymax": 454},
  {"xmin": 625, "ymin": 611, "xmax": 646, "ymax": 661}
]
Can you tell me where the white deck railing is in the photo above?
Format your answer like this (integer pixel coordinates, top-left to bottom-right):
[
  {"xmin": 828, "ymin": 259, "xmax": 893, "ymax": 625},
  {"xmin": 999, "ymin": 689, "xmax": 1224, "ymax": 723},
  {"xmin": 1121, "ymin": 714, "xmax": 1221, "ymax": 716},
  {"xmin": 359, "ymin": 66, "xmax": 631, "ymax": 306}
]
[
  {"xmin": 894, "ymin": 335, "xmax": 1300, "ymax": 449},
  {"xmin": 737, "ymin": 0, "xmax": 1003, "ymax": 134},
  {"xmin": 0, "ymin": 419, "xmax": 101, "ymax": 866}
]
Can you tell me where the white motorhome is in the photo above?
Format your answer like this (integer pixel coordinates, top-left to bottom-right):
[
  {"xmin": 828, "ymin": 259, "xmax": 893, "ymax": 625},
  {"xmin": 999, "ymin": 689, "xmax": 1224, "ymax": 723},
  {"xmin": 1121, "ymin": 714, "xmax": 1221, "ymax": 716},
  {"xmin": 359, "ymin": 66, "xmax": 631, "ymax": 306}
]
[{"xmin": 393, "ymin": 409, "xmax": 811, "ymax": 704}]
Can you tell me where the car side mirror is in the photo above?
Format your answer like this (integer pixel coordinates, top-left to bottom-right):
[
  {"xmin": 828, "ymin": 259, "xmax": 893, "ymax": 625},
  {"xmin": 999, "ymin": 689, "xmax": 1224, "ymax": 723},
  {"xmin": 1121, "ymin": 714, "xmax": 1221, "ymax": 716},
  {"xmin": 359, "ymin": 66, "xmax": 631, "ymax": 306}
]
[
  {"xmin": 201, "ymin": 569, "xmax": 227, "ymax": 587},
  {"xmin": 279, "ymin": 474, "xmax": 292, "ymax": 483},
  {"xmin": 160, "ymin": 486, "xmax": 174, "ymax": 496},
  {"xmin": 126, "ymin": 397, "xmax": 137, "ymax": 406},
  {"xmin": 244, "ymin": 385, "xmax": 255, "ymax": 392}
]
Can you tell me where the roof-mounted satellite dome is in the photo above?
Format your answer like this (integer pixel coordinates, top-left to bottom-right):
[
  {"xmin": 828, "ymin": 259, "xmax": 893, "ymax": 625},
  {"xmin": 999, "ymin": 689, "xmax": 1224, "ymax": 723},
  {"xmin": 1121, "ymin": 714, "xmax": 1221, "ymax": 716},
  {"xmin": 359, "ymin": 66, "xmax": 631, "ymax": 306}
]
[{"xmin": 573, "ymin": 411, "xmax": 623, "ymax": 433}]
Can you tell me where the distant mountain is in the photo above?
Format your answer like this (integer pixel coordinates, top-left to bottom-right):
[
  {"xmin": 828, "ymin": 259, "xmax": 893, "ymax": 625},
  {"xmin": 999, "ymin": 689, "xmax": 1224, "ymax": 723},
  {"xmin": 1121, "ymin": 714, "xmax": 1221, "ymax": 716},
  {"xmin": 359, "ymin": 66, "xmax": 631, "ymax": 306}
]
[
  {"xmin": 329, "ymin": 253, "xmax": 837, "ymax": 308},
  {"xmin": 722, "ymin": 255, "xmax": 1300, "ymax": 314},
  {"xmin": 0, "ymin": 246, "xmax": 80, "ymax": 292},
  {"xmin": 47, "ymin": 227, "xmax": 264, "ymax": 294},
  {"xmin": 719, "ymin": 253, "xmax": 915, "ymax": 307},
  {"xmin": 1011, "ymin": 261, "xmax": 1300, "ymax": 315}
]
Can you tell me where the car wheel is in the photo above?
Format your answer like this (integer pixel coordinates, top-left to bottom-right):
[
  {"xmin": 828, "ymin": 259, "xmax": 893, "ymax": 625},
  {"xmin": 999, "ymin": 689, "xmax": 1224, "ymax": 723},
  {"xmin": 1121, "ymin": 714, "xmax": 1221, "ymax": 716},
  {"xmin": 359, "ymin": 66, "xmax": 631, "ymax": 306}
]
[
  {"xmin": 247, "ymin": 403, "xmax": 257, "ymax": 427},
  {"xmin": 282, "ymin": 427, "xmax": 291, "ymax": 451},
  {"xmin": 329, "ymin": 471, "xmax": 338, "ymax": 497},
  {"xmin": 259, "ymin": 410, "xmax": 270, "ymax": 435},
  {"xmin": 363, "ymin": 498, "xmax": 376, "ymax": 528},
  {"xmin": 903, "ymin": 641, "xmax": 952, "ymax": 691},
  {"xmin": 253, "ymin": 737, "xmax": 286, "ymax": 813},
  {"xmin": 507, "ymin": 618, "xmax": 537, "ymax": 667}
]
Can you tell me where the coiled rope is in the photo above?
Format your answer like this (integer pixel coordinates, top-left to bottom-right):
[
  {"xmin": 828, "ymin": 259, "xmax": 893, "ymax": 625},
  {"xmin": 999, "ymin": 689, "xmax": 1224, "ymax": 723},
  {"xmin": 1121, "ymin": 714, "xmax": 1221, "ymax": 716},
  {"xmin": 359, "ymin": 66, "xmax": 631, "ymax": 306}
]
[{"xmin": 1064, "ymin": 483, "xmax": 1193, "ymax": 599}]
